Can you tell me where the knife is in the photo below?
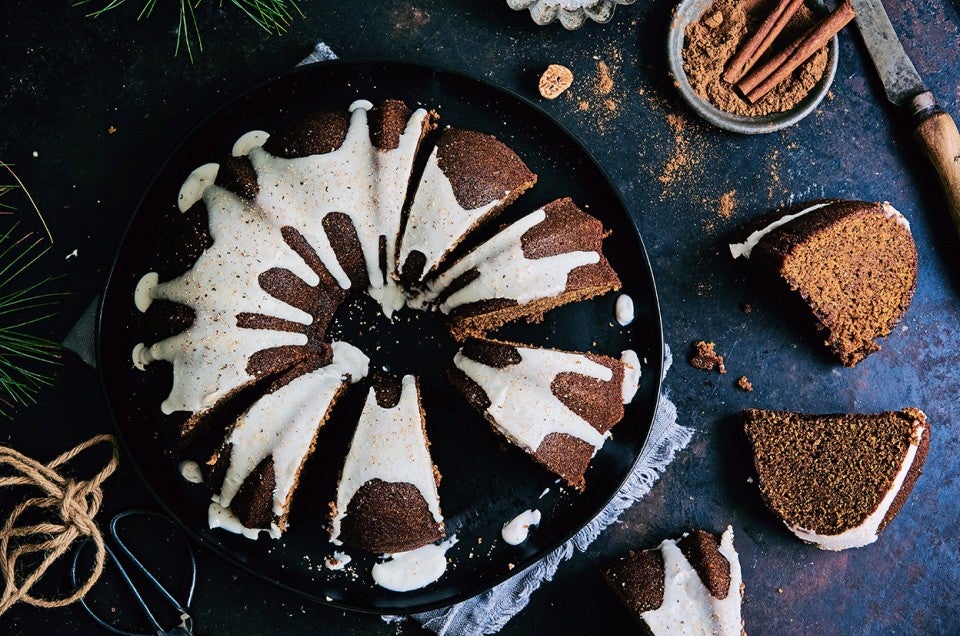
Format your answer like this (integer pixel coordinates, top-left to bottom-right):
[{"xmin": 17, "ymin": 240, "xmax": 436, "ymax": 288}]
[{"xmin": 850, "ymin": 0, "xmax": 960, "ymax": 232}]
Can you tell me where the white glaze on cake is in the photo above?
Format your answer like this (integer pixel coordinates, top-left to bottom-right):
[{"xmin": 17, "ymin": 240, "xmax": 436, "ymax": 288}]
[
  {"xmin": 788, "ymin": 421, "xmax": 925, "ymax": 551},
  {"xmin": 371, "ymin": 535, "xmax": 458, "ymax": 592},
  {"xmin": 615, "ymin": 293, "xmax": 635, "ymax": 326},
  {"xmin": 179, "ymin": 460, "xmax": 204, "ymax": 484},
  {"xmin": 642, "ymin": 526, "xmax": 743, "ymax": 636},
  {"xmin": 728, "ymin": 202, "xmax": 830, "ymax": 260},
  {"xmin": 210, "ymin": 342, "xmax": 368, "ymax": 539},
  {"xmin": 620, "ymin": 349, "xmax": 641, "ymax": 404},
  {"xmin": 501, "ymin": 509, "xmax": 541, "ymax": 545},
  {"xmin": 134, "ymin": 272, "xmax": 159, "ymax": 313},
  {"xmin": 178, "ymin": 163, "xmax": 219, "ymax": 212},
  {"xmin": 208, "ymin": 501, "xmax": 262, "ymax": 540},
  {"xmin": 329, "ymin": 375, "xmax": 442, "ymax": 544},
  {"xmin": 249, "ymin": 100, "xmax": 428, "ymax": 316},
  {"xmin": 398, "ymin": 145, "xmax": 511, "ymax": 284},
  {"xmin": 410, "ymin": 208, "xmax": 599, "ymax": 313},
  {"xmin": 453, "ymin": 346, "xmax": 613, "ymax": 453},
  {"xmin": 232, "ymin": 130, "xmax": 270, "ymax": 157},
  {"xmin": 881, "ymin": 201, "xmax": 911, "ymax": 231}
]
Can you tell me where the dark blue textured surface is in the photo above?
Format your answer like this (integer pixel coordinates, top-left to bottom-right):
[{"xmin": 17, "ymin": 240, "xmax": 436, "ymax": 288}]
[{"xmin": 1, "ymin": 0, "xmax": 957, "ymax": 633}]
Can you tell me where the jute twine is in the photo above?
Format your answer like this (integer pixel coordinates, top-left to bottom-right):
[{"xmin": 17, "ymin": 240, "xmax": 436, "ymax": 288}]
[{"xmin": 0, "ymin": 434, "xmax": 119, "ymax": 616}]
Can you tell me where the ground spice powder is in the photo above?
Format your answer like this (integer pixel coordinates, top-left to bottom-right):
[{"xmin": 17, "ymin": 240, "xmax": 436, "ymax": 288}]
[{"xmin": 682, "ymin": 0, "xmax": 828, "ymax": 116}]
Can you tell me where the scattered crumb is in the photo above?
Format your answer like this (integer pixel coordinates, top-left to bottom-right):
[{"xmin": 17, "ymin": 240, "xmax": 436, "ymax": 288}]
[
  {"xmin": 746, "ymin": 476, "xmax": 754, "ymax": 483},
  {"xmin": 596, "ymin": 61, "xmax": 614, "ymax": 95},
  {"xmin": 737, "ymin": 376, "xmax": 753, "ymax": 392},
  {"xmin": 508, "ymin": 563, "xmax": 515, "ymax": 571},
  {"xmin": 740, "ymin": 302, "xmax": 752, "ymax": 313},
  {"xmin": 539, "ymin": 64, "xmax": 574, "ymax": 100},
  {"xmin": 32, "ymin": 151, "xmax": 38, "ymax": 158},
  {"xmin": 107, "ymin": 125, "xmax": 117, "ymax": 134},
  {"xmin": 718, "ymin": 190, "xmax": 736, "ymax": 219},
  {"xmin": 690, "ymin": 340, "xmax": 726, "ymax": 374},
  {"xmin": 778, "ymin": 588, "xmax": 784, "ymax": 594},
  {"xmin": 604, "ymin": 98, "xmax": 618, "ymax": 112},
  {"xmin": 577, "ymin": 100, "xmax": 590, "ymax": 111}
]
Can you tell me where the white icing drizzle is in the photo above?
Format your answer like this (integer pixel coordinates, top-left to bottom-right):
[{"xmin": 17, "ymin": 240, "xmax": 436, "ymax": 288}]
[
  {"xmin": 134, "ymin": 272, "xmax": 159, "ymax": 313},
  {"xmin": 211, "ymin": 342, "xmax": 369, "ymax": 539},
  {"xmin": 620, "ymin": 349, "xmax": 641, "ymax": 404},
  {"xmin": 411, "ymin": 208, "xmax": 599, "ymax": 313},
  {"xmin": 248, "ymin": 100, "xmax": 428, "ymax": 316},
  {"xmin": 453, "ymin": 346, "xmax": 613, "ymax": 453},
  {"xmin": 539, "ymin": 487, "xmax": 550, "ymax": 499},
  {"xmin": 398, "ymin": 145, "xmax": 509, "ymax": 284},
  {"xmin": 501, "ymin": 509, "xmax": 541, "ymax": 545},
  {"xmin": 178, "ymin": 163, "xmax": 219, "ymax": 212},
  {"xmin": 642, "ymin": 526, "xmax": 743, "ymax": 636},
  {"xmin": 208, "ymin": 502, "xmax": 263, "ymax": 540},
  {"xmin": 371, "ymin": 535, "xmax": 458, "ymax": 592},
  {"xmin": 179, "ymin": 460, "xmax": 204, "ymax": 484},
  {"xmin": 728, "ymin": 202, "xmax": 830, "ymax": 259},
  {"xmin": 330, "ymin": 375, "xmax": 442, "ymax": 543},
  {"xmin": 615, "ymin": 293, "xmax": 635, "ymax": 326},
  {"xmin": 789, "ymin": 422, "xmax": 925, "ymax": 551},
  {"xmin": 131, "ymin": 343, "xmax": 147, "ymax": 371},
  {"xmin": 881, "ymin": 201, "xmax": 911, "ymax": 231},
  {"xmin": 232, "ymin": 130, "xmax": 270, "ymax": 157},
  {"xmin": 324, "ymin": 551, "xmax": 352, "ymax": 571}
]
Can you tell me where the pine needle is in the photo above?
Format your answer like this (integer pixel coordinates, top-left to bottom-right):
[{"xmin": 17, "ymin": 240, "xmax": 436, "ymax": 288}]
[{"xmin": 0, "ymin": 164, "xmax": 52, "ymax": 244}]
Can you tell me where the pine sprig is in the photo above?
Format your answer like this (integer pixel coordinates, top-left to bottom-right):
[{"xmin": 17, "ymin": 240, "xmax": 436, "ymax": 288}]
[{"xmin": 77, "ymin": 0, "xmax": 303, "ymax": 62}]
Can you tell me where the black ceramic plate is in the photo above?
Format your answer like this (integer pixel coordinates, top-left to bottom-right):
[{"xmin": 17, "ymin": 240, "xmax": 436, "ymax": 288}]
[{"xmin": 97, "ymin": 60, "xmax": 663, "ymax": 615}]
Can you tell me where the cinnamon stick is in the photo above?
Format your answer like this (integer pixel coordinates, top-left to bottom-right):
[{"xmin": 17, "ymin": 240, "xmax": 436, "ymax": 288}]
[
  {"xmin": 738, "ymin": 0, "xmax": 855, "ymax": 104},
  {"xmin": 722, "ymin": 0, "xmax": 805, "ymax": 84}
]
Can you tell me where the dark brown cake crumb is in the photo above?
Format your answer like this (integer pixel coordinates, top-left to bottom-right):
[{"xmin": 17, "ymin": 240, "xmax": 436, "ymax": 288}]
[
  {"xmin": 737, "ymin": 376, "xmax": 753, "ymax": 392},
  {"xmin": 690, "ymin": 340, "xmax": 726, "ymax": 374}
]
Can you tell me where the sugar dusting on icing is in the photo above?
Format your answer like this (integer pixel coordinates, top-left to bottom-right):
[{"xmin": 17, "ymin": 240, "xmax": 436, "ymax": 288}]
[
  {"xmin": 789, "ymin": 421, "xmax": 925, "ymax": 551},
  {"xmin": 211, "ymin": 342, "xmax": 368, "ymax": 539},
  {"xmin": 411, "ymin": 208, "xmax": 599, "ymax": 313},
  {"xmin": 615, "ymin": 293, "xmax": 634, "ymax": 326},
  {"xmin": 728, "ymin": 202, "xmax": 830, "ymax": 260},
  {"xmin": 330, "ymin": 375, "xmax": 442, "ymax": 543},
  {"xmin": 454, "ymin": 346, "xmax": 612, "ymax": 453},
  {"xmin": 501, "ymin": 509, "xmax": 541, "ymax": 545},
  {"xmin": 179, "ymin": 460, "xmax": 204, "ymax": 484},
  {"xmin": 324, "ymin": 551, "xmax": 352, "ymax": 571},
  {"xmin": 232, "ymin": 130, "xmax": 270, "ymax": 157},
  {"xmin": 642, "ymin": 526, "xmax": 743, "ymax": 635},
  {"xmin": 248, "ymin": 100, "xmax": 428, "ymax": 316},
  {"xmin": 178, "ymin": 163, "xmax": 219, "ymax": 212},
  {"xmin": 620, "ymin": 349, "xmax": 641, "ymax": 404},
  {"xmin": 371, "ymin": 535, "xmax": 458, "ymax": 592},
  {"xmin": 398, "ymin": 146, "xmax": 508, "ymax": 284}
]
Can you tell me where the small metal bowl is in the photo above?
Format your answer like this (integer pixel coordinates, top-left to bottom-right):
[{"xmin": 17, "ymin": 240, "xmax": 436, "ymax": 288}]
[{"xmin": 667, "ymin": 0, "xmax": 838, "ymax": 134}]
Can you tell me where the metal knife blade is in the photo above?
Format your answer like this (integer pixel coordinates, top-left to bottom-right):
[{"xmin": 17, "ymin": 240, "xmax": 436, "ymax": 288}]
[{"xmin": 849, "ymin": 0, "xmax": 927, "ymax": 107}]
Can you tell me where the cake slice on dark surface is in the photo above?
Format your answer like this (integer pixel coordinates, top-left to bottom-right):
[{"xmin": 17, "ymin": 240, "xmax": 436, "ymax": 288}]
[
  {"xmin": 205, "ymin": 342, "xmax": 369, "ymax": 539},
  {"xmin": 329, "ymin": 374, "xmax": 444, "ymax": 554},
  {"xmin": 602, "ymin": 527, "xmax": 745, "ymax": 635},
  {"xmin": 410, "ymin": 197, "xmax": 621, "ymax": 340},
  {"xmin": 729, "ymin": 199, "xmax": 917, "ymax": 367},
  {"xmin": 449, "ymin": 337, "xmax": 640, "ymax": 490},
  {"xmin": 742, "ymin": 408, "xmax": 929, "ymax": 551},
  {"xmin": 397, "ymin": 128, "xmax": 537, "ymax": 287}
]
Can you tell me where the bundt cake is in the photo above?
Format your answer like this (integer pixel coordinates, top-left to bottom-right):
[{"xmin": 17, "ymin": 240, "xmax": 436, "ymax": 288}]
[
  {"xmin": 730, "ymin": 199, "xmax": 918, "ymax": 366},
  {"xmin": 743, "ymin": 408, "xmax": 929, "ymax": 550},
  {"xmin": 602, "ymin": 527, "xmax": 745, "ymax": 635}
]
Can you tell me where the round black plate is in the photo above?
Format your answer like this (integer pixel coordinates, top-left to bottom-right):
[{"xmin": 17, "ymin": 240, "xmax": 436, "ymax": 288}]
[{"xmin": 97, "ymin": 60, "xmax": 663, "ymax": 615}]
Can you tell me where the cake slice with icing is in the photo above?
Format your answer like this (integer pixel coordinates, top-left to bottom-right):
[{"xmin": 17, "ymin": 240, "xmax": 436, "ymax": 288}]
[
  {"xmin": 449, "ymin": 337, "xmax": 640, "ymax": 490},
  {"xmin": 730, "ymin": 199, "xmax": 917, "ymax": 366},
  {"xmin": 397, "ymin": 128, "xmax": 537, "ymax": 287},
  {"xmin": 743, "ymin": 408, "xmax": 929, "ymax": 551},
  {"xmin": 206, "ymin": 341, "xmax": 369, "ymax": 539},
  {"xmin": 411, "ymin": 197, "xmax": 621, "ymax": 340},
  {"xmin": 329, "ymin": 374, "xmax": 444, "ymax": 553},
  {"xmin": 602, "ymin": 527, "xmax": 745, "ymax": 635}
]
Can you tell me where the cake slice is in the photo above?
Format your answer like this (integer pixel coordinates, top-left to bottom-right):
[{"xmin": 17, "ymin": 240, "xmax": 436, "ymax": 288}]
[
  {"xmin": 729, "ymin": 199, "xmax": 918, "ymax": 366},
  {"xmin": 602, "ymin": 527, "xmax": 745, "ymax": 635},
  {"xmin": 449, "ymin": 337, "xmax": 641, "ymax": 490},
  {"xmin": 329, "ymin": 374, "xmax": 444, "ymax": 553},
  {"xmin": 411, "ymin": 197, "xmax": 621, "ymax": 340},
  {"xmin": 743, "ymin": 408, "xmax": 929, "ymax": 550},
  {"xmin": 397, "ymin": 128, "xmax": 537, "ymax": 287},
  {"xmin": 205, "ymin": 341, "xmax": 369, "ymax": 539}
]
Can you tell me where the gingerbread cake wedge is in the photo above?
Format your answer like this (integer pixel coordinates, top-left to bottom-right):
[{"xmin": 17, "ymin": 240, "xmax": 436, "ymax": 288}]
[
  {"xmin": 602, "ymin": 527, "xmax": 745, "ymax": 635},
  {"xmin": 410, "ymin": 197, "xmax": 621, "ymax": 340},
  {"xmin": 450, "ymin": 337, "xmax": 641, "ymax": 490},
  {"xmin": 743, "ymin": 408, "xmax": 930, "ymax": 550},
  {"xmin": 397, "ymin": 128, "xmax": 537, "ymax": 287},
  {"xmin": 206, "ymin": 341, "xmax": 369, "ymax": 539},
  {"xmin": 729, "ymin": 199, "xmax": 917, "ymax": 366},
  {"xmin": 329, "ymin": 374, "xmax": 444, "ymax": 554}
]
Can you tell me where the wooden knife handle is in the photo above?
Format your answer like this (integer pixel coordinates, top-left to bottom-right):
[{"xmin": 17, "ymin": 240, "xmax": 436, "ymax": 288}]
[{"xmin": 914, "ymin": 105, "xmax": 960, "ymax": 234}]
